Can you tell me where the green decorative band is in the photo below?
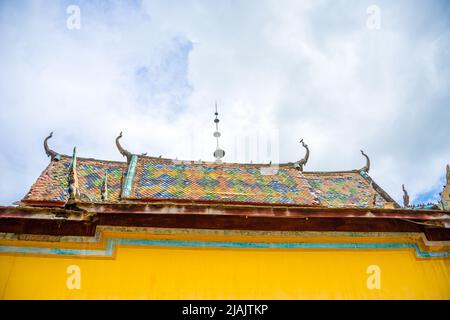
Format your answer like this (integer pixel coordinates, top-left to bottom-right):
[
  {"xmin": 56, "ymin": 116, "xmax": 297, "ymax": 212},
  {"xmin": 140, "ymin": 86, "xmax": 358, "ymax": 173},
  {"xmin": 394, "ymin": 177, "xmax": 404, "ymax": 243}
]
[
  {"xmin": 0, "ymin": 238, "xmax": 449, "ymax": 259},
  {"xmin": 121, "ymin": 155, "xmax": 138, "ymax": 198},
  {"xmin": 1, "ymin": 228, "xmax": 448, "ymax": 247}
]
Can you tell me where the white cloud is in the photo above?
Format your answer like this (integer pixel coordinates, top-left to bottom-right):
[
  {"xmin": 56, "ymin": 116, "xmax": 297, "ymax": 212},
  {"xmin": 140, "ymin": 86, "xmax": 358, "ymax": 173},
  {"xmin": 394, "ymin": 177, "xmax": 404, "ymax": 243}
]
[{"xmin": 0, "ymin": 0, "xmax": 449, "ymax": 205}]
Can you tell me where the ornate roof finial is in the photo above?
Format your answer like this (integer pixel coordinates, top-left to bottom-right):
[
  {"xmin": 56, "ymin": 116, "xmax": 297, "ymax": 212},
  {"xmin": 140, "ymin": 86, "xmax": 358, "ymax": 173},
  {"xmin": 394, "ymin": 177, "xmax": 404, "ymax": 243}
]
[
  {"xmin": 115, "ymin": 132, "xmax": 133, "ymax": 163},
  {"xmin": 360, "ymin": 150, "xmax": 370, "ymax": 173},
  {"xmin": 446, "ymin": 164, "xmax": 450, "ymax": 184},
  {"xmin": 101, "ymin": 168, "xmax": 108, "ymax": 202},
  {"xmin": 402, "ymin": 184, "xmax": 409, "ymax": 208},
  {"xmin": 213, "ymin": 102, "xmax": 225, "ymax": 163},
  {"xmin": 68, "ymin": 147, "xmax": 80, "ymax": 201},
  {"xmin": 294, "ymin": 139, "xmax": 309, "ymax": 171},
  {"xmin": 44, "ymin": 132, "xmax": 61, "ymax": 161}
]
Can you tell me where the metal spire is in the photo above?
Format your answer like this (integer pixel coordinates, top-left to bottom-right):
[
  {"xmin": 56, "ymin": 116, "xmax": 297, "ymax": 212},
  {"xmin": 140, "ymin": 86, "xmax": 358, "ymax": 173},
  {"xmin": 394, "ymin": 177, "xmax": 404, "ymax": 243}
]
[{"xmin": 213, "ymin": 102, "xmax": 225, "ymax": 163}]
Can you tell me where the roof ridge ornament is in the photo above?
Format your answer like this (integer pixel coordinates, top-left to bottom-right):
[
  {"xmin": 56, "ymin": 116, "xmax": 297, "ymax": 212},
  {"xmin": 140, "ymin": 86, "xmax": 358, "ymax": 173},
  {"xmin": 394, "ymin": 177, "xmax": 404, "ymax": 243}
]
[
  {"xmin": 115, "ymin": 132, "xmax": 147, "ymax": 162},
  {"xmin": 68, "ymin": 147, "xmax": 80, "ymax": 201},
  {"xmin": 360, "ymin": 150, "xmax": 370, "ymax": 173},
  {"xmin": 402, "ymin": 184, "xmax": 409, "ymax": 208},
  {"xmin": 294, "ymin": 139, "xmax": 309, "ymax": 171},
  {"xmin": 115, "ymin": 132, "xmax": 133, "ymax": 163},
  {"xmin": 101, "ymin": 168, "xmax": 108, "ymax": 202},
  {"xmin": 44, "ymin": 132, "xmax": 61, "ymax": 161}
]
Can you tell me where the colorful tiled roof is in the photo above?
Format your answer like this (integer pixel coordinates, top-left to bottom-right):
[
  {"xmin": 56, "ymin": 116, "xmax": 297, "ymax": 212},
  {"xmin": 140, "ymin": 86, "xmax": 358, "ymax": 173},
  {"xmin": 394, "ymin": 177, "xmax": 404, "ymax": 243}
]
[
  {"xmin": 23, "ymin": 157, "xmax": 126, "ymax": 203},
  {"xmin": 130, "ymin": 158, "xmax": 318, "ymax": 205},
  {"xmin": 22, "ymin": 154, "xmax": 397, "ymax": 209},
  {"xmin": 304, "ymin": 172, "xmax": 387, "ymax": 208}
]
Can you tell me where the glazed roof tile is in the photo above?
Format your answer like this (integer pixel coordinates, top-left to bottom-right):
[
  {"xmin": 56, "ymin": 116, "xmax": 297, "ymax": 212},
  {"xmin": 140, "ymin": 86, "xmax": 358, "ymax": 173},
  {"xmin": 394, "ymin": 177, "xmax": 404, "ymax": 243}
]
[
  {"xmin": 303, "ymin": 171, "xmax": 387, "ymax": 208},
  {"xmin": 22, "ymin": 155, "xmax": 396, "ymax": 208}
]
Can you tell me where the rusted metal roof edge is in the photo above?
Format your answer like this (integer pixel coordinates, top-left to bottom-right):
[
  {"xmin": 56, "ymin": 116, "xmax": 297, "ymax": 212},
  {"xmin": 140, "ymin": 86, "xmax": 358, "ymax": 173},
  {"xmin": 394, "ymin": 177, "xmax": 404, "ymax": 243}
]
[{"xmin": 2, "ymin": 203, "xmax": 449, "ymax": 221}]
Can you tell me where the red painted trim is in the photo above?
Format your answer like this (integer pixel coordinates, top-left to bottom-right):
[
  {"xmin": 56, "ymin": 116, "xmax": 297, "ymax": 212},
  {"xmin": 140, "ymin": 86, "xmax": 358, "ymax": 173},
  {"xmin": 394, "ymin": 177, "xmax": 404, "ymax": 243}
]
[
  {"xmin": 78, "ymin": 202, "xmax": 449, "ymax": 221},
  {"xmin": 20, "ymin": 200, "xmax": 66, "ymax": 207},
  {"xmin": 0, "ymin": 213, "xmax": 449, "ymax": 241}
]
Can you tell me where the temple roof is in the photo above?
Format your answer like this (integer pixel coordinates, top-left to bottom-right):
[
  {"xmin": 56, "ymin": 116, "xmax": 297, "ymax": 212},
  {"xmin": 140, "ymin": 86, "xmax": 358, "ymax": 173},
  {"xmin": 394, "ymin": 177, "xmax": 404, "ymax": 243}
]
[
  {"xmin": 21, "ymin": 153, "xmax": 398, "ymax": 209},
  {"xmin": 6, "ymin": 133, "xmax": 448, "ymax": 241}
]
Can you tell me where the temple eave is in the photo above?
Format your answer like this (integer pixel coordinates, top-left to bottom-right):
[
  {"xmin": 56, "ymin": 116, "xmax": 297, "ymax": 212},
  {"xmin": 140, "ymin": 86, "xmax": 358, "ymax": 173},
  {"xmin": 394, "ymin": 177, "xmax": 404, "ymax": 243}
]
[{"xmin": 1, "ymin": 204, "xmax": 448, "ymax": 239}]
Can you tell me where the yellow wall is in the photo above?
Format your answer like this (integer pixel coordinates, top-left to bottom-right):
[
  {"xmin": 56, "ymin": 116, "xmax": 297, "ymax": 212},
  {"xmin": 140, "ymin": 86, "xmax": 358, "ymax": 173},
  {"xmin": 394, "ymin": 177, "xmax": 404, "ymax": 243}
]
[{"xmin": 1, "ymin": 245, "xmax": 449, "ymax": 299}]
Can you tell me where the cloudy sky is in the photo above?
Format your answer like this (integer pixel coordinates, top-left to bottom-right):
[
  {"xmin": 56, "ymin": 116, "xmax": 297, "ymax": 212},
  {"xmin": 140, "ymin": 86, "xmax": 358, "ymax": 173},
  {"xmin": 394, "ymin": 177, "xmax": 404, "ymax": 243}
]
[{"xmin": 0, "ymin": 0, "xmax": 449, "ymax": 206}]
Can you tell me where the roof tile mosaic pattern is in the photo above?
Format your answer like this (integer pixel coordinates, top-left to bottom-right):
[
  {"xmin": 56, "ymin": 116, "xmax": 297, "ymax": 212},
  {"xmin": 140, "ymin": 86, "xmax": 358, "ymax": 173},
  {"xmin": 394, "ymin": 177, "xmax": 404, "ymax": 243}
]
[
  {"xmin": 304, "ymin": 172, "xmax": 387, "ymax": 208},
  {"xmin": 131, "ymin": 158, "xmax": 319, "ymax": 205},
  {"xmin": 23, "ymin": 157, "xmax": 126, "ymax": 203},
  {"xmin": 23, "ymin": 156, "xmax": 391, "ymax": 208}
]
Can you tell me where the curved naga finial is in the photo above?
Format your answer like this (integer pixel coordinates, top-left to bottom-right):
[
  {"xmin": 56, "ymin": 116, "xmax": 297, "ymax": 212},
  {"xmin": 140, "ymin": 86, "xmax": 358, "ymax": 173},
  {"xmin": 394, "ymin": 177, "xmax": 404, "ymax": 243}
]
[
  {"xmin": 402, "ymin": 184, "xmax": 410, "ymax": 208},
  {"xmin": 43, "ymin": 132, "xmax": 61, "ymax": 161},
  {"xmin": 115, "ymin": 132, "xmax": 147, "ymax": 162},
  {"xmin": 115, "ymin": 132, "xmax": 133, "ymax": 163},
  {"xmin": 360, "ymin": 150, "xmax": 370, "ymax": 173},
  {"xmin": 294, "ymin": 139, "xmax": 309, "ymax": 171}
]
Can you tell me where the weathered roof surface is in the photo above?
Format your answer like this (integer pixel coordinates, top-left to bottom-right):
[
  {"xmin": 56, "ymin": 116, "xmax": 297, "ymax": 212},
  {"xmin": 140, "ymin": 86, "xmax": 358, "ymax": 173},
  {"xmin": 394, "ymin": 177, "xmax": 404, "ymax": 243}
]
[
  {"xmin": 304, "ymin": 171, "xmax": 388, "ymax": 208},
  {"xmin": 130, "ymin": 157, "xmax": 319, "ymax": 205},
  {"xmin": 22, "ymin": 155, "xmax": 397, "ymax": 209},
  {"xmin": 23, "ymin": 157, "xmax": 126, "ymax": 203}
]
